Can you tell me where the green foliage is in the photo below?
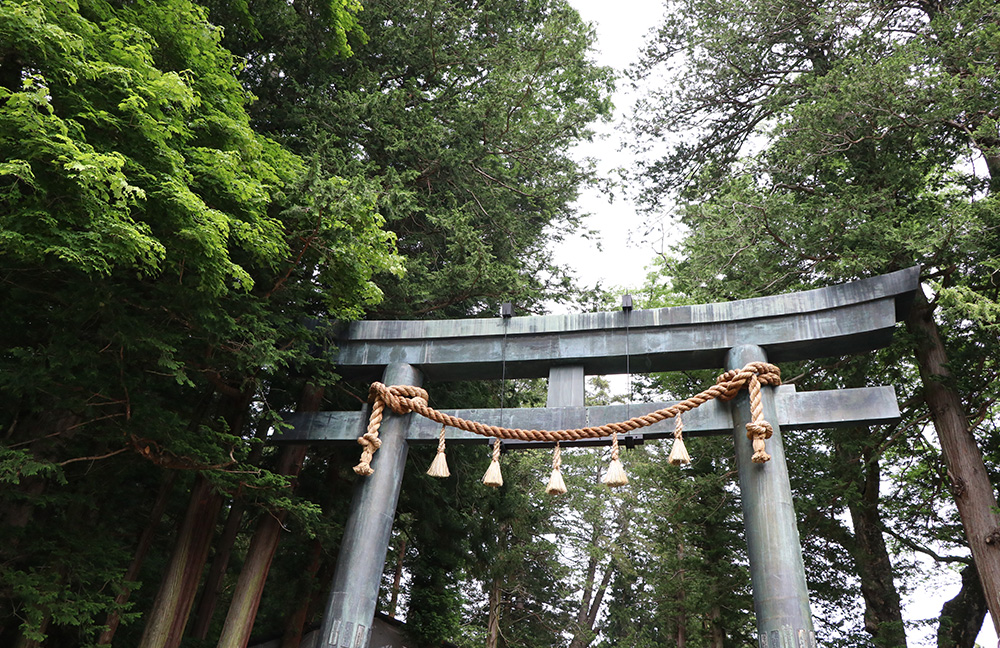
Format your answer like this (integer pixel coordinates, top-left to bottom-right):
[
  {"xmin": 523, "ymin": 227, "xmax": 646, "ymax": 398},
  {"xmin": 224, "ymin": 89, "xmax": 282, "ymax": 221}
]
[
  {"xmin": 629, "ymin": 0, "xmax": 1000, "ymax": 642},
  {"xmin": 0, "ymin": 0, "xmax": 611, "ymax": 645},
  {"xmin": 0, "ymin": 0, "xmax": 397, "ymax": 643},
  {"xmin": 204, "ymin": 0, "xmax": 614, "ymax": 317}
]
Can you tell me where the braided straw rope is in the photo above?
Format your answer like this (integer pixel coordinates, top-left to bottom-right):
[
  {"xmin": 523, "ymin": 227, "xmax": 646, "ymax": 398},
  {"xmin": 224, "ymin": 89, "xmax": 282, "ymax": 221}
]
[
  {"xmin": 353, "ymin": 362, "xmax": 781, "ymax": 475},
  {"xmin": 745, "ymin": 372, "xmax": 774, "ymax": 463},
  {"xmin": 603, "ymin": 430, "xmax": 628, "ymax": 486},
  {"xmin": 482, "ymin": 437, "xmax": 503, "ymax": 487},
  {"xmin": 426, "ymin": 424, "xmax": 450, "ymax": 477}
]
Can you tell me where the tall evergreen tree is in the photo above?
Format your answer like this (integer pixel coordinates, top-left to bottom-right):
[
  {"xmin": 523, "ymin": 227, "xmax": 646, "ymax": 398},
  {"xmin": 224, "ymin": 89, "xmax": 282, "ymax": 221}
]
[
  {"xmin": 628, "ymin": 0, "xmax": 1000, "ymax": 642},
  {"xmin": 202, "ymin": 0, "xmax": 615, "ymax": 317}
]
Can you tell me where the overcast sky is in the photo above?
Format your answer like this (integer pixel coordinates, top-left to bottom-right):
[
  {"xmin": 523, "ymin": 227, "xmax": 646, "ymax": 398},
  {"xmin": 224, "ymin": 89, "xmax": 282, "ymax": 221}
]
[{"xmin": 547, "ymin": 1, "xmax": 666, "ymax": 304}]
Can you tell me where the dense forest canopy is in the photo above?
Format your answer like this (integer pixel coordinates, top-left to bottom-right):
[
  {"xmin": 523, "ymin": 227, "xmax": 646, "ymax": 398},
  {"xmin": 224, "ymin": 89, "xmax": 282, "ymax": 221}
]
[
  {"xmin": 1, "ymin": 0, "xmax": 998, "ymax": 647},
  {"xmin": 0, "ymin": 0, "xmax": 613, "ymax": 646}
]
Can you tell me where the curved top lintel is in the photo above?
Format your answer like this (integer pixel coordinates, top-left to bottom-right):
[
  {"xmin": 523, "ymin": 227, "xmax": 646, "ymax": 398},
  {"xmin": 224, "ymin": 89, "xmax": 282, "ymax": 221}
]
[{"xmin": 333, "ymin": 267, "xmax": 920, "ymax": 380}]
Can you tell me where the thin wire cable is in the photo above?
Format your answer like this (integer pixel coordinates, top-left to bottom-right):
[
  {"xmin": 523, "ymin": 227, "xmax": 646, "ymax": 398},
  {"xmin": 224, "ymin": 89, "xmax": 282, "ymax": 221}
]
[
  {"xmin": 500, "ymin": 320, "xmax": 508, "ymax": 424},
  {"xmin": 498, "ymin": 314, "xmax": 509, "ymax": 451},
  {"xmin": 624, "ymin": 308, "xmax": 631, "ymax": 420}
]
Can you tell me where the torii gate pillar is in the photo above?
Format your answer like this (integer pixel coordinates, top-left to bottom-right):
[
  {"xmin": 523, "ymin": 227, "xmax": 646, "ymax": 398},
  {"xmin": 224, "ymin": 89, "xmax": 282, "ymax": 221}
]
[
  {"xmin": 316, "ymin": 363, "xmax": 422, "ymax": 648},
  {"xmin": 728, "ymin": 345, "xmax": 815, "ymax": 647}
]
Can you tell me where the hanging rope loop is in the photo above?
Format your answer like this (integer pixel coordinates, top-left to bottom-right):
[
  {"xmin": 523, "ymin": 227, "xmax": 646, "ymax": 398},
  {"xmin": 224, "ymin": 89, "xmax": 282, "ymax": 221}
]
[
  {"xmin": 745, "ymin": 372, "xmax": 775, "ymax": 463},
  {"xmin": 354, "ymin": 363, "xmax": 781, "ymax": 474},
  {"xmin": 353, "ymin": 383, "xmax": 431, "ymax": 476}
]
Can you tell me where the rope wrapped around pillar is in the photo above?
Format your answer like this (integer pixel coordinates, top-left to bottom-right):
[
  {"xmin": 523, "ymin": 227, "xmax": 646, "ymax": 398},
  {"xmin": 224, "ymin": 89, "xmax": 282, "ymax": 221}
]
[{"xmin": 354, "ymin": 384, "xmax": 429, "ymax": 476}]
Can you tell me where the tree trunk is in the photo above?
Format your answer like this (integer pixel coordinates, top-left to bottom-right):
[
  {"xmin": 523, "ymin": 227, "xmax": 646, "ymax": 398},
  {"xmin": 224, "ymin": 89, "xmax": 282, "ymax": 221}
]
[
  {"xmin": 388, "ymin": 535, "xmax": 406, "ymax": 618},
  {"xmin": 215, "ymin": 384, "xmax": 323, "ymax": 648},
  {"xmin": 569, "ymin": 545, "xmax": 599, "ymax": 648},
  {"xmin": 836, "ymin": 434, "xmax": 906, "ymax": 647},
  {"xmin": 486, "ymin": 577, "xmax": 502, "ymax": 648},
  {"xmin": 281, "ymin": 453, "xmax": 348, "ymax": 648},
  {"xmin": 137, "ymin": 474, "xmax": 224, "ymax": 648},
  {"xmin": 569, "ymin": 511, "xmax": 625, "ymax": 648},
  {"xmin": 13, "ymin": 618, "xmax": 48, "ymax": 648},
  {"xmin": 938, "ymin": 563, "xmax": 988, "ymax": 648},
  {"xmin": 190, "ymin": 417, "xmax": 272, "ymax": 639},
  {"xmin": 708, "ymin": 604, "xmax": 725, "ymax": 648},
  {"xmin": 568, "ymin": 553, "xmax": 614, "ymax": 648},
  {"xmin": 0, "ymin": 411, "xmax": 78, "ymax": 532},
  {"xmin": 280, "ymin": 538, "xmax": 325, "ymax": 648},
  {"xmin": 189, "ymin": 498, "xmax": 247, "ymax": 640},
  {"xmin": 676, "ymin": 542, "xmax": 686, "ymax": 648},
  {"xmin": 216, "ymin": 490, "xmax": 296, "ymax": 648},
  {"xmin": 907, "ymin": 288, "xmax": 1000, "ymax": 635},
  {"xmin": 98, "ymin": 471, "xmax": 178, "ymax": 645}
]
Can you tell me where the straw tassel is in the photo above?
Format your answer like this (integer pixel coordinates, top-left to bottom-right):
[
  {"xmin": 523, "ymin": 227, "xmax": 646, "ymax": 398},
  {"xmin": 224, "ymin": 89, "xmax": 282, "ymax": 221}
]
[
  {"xmin": 427, "ymin": 424, "xmax": 451, "ymax": 478},
  {"xmin": 668, "ymin": 414, "xmax": 691, "ymax": 466},
  {"xmin": 482, "ymin": 438, "xmax": 503, "ymax": 487},
  {"xmin": 602, "ymin": 431, "xmax": 628, "ymax": 487},
  {"xmin": 546, "ymin": 442, "xmax": 567, "ymax": 495}
]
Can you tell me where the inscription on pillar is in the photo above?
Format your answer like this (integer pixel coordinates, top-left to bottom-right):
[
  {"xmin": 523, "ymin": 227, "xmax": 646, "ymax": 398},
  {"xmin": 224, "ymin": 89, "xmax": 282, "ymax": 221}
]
[
  {"xmin": 353, "ymin": 624, "xmax": 368, "ymax": 648},
  {"xmin": 327, "ymin": 619, "xmax": 341, "ymax": 646},
  {"xmin": 761, "ymin": 626, "xmax": 815, "ymax": 648},
  {"xmin": 340, "ymin": 622, "xmax": 354, "ymax": 647}
]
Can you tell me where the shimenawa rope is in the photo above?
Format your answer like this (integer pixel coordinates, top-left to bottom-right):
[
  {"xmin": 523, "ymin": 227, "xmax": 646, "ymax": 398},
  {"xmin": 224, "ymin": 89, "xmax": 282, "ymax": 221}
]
[{"xmin": 353, "ymin": 362, "xmax": 781, "ymax": 477}]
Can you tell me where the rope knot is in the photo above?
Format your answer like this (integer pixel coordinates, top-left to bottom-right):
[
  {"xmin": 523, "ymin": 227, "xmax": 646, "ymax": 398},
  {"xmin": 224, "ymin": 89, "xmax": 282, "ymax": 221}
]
[
  {"xmin": 360, "ymin": 431, "xmax": 382, "ymax": 450},
  {"xmin": 740, "ymin": 364, "xmax": 780, "ymax": 464},
  {"xmin": 745, "ymin": 421, "xmax": 773, "ymax": 440},
  {"xmin": 354, "ymin": 383, "xmax": 429, "ymax": 476}
]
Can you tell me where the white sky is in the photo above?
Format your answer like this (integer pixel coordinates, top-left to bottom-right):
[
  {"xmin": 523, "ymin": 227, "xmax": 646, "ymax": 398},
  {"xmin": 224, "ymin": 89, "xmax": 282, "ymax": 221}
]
[
  {"xmin": 559, "ymin": 1, "xmax": 997, "ymax": 646},
  {"xmin": 548, "ymin": 1, "xmax": 666, "ymax": 303}
]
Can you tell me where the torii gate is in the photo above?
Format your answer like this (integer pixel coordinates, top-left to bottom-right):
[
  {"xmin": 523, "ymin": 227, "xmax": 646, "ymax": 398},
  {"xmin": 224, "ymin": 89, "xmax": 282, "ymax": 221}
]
[{"xmin": 274, "ymin": 267, "xmax": 920, "ymax": 648}]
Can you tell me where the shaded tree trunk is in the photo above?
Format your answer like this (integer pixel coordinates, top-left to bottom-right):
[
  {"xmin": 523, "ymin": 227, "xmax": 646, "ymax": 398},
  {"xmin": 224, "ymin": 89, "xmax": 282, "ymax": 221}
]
[
  {"xmin": 708, "ymin": 604, "xmax": 724, "ymax": 648},
  {"xmin": 280, "ymin": 537, "xmax": 325, "ymax": 648},
  {"xmin": 907, "ymin": 289, "xmax": 1000, "ymax": 636},
  {"xmin": 13, "ymin": 618, "xmax": 47, "ymax": 648},
  {"xmin": 486, "ymin": 577, "xmax": 502, "ymax": 648},
  {"xmin": 568, "ymin": 552, "xmax": 614, "ymax": 648},
  {"xmin": 190, "ymin": 416, "xmax": 272, "ymax": 640},
  {"xmin": 215, "ymin": 384, "xmax": 323, "ymax": 648},
  {"xmin": 216, "ymin": 484, "xmax": 299, "ymax": 648},
  {"xmin": 137, "ymin": 474, "xmax": 224, "ymax": 648},
  {"xmin": 835, "ymin": 432, "xmax": 906, "ymax": 647},
  {"xmin": 938, "ymin": 563, "xmax": 988, "ymax": 648},
  {"xmin": 388, "ymin": 535, "xmax": 406, "ymax": 618},
  {"xmin": 0, "ymin": 411, "xmax": 79, "ymax": 532},
  {"xmin": 676, "ymin": 542, "xmax": 686, "ymax": 648},
  {"xmin": 281, "ymin": 453, "xmax": 349, "ymax": 648},
  {"xmin": 98, "ymin": 471, "xmax": 178, "ymax": 645},
  {"xmin": 569, "ymin": 512, "xmax": 624, "ymax": 648},
  {"xmin": 190, "ymin": 497, "xmax": 248, "ymax": 640}
]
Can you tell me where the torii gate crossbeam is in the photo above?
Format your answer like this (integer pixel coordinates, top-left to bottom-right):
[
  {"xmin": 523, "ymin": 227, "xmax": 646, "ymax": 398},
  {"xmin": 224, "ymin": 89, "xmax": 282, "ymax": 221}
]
[{"xmin": 274, "ymin": 267, "xmax": 920, "ymax": 648}]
